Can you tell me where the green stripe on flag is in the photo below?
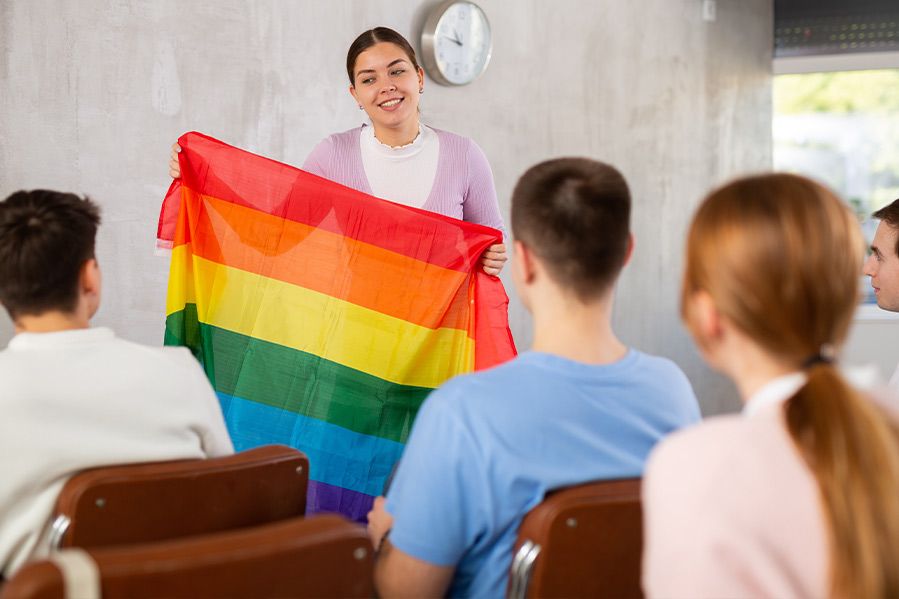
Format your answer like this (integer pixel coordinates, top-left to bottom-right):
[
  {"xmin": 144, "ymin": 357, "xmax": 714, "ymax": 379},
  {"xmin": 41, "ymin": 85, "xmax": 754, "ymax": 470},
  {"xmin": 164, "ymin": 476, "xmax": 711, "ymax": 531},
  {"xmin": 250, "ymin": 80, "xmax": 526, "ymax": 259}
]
[{"xmin": 165, "ymin": 305, "xmax": 432, "ymax": 444}]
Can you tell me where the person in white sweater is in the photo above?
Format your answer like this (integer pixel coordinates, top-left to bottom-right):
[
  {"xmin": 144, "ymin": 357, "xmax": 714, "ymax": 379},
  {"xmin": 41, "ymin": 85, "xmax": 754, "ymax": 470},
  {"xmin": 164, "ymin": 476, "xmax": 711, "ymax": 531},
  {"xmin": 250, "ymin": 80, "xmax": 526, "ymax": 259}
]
[{"xmin": 0, "ymin": 190, "xmax": 234, "ymax": 578}]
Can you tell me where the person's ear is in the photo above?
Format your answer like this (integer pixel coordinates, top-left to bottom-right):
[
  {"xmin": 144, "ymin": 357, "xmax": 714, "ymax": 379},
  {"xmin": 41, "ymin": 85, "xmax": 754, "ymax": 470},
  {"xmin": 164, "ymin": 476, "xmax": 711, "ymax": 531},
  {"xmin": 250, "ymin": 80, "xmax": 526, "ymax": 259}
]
[
  {"xmin": 81, "ymin": 258, "xmax": 102, "ymax": 317},
  {"xmin": 81, "ymin": 259, "xmax": 99, "ymax": 294},
  {"xmin": 417, "ymin": 66, "xmax": 425, "ymax": 91},
  {"xmin": 511, "ymin": 240, "xmax": 536, "ymax": 311},
  {"xmin": 349, "ymin": 84, "xmax": 360, "ymax": 107},
  {"xmin": 513, "ymin": 240, "xmax": 537, "ymax": 286},
  {"xmin": 622, "ymin": 233, "xmax": 635, "ymax": 267},
  {"xmin": 684, "ymin": 289, "xmax": 723, "ymax": 354}
]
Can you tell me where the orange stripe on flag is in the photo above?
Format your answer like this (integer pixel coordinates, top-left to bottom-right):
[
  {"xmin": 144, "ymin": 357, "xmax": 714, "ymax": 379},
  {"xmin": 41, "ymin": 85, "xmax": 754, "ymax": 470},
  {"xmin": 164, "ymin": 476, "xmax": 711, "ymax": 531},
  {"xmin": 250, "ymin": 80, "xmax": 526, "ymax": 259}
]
[{"xmin": 179, "ymin": 189, "xmax": 474, "ymax": 332}]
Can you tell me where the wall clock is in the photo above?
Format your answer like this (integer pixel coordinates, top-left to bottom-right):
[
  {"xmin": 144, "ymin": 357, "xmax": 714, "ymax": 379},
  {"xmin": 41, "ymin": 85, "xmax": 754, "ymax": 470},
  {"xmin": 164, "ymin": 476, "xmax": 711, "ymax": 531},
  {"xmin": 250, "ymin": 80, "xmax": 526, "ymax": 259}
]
[{"xmin": 421, "ymin": 1, "xmax": 492, "ymax": 86}]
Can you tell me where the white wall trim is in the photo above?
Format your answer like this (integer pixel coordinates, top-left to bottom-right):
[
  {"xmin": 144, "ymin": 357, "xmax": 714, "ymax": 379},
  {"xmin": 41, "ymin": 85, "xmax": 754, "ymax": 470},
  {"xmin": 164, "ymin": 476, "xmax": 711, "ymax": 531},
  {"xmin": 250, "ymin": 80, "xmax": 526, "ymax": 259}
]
[{"xmin": 774, "ymin": 51, "xmax": 899, "ymax": 75}]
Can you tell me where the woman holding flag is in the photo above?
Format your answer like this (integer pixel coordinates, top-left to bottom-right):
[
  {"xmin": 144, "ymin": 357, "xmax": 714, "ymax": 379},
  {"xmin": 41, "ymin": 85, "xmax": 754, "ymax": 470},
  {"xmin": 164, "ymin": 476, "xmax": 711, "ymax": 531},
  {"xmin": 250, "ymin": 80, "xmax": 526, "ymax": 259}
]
[
  {"xmin": 169, "ymin": 27, "xmax": 507, "ymax": 275},
  {"xmin": 162, "ymin": 27, "xmax": 515, "ymax": 523}
]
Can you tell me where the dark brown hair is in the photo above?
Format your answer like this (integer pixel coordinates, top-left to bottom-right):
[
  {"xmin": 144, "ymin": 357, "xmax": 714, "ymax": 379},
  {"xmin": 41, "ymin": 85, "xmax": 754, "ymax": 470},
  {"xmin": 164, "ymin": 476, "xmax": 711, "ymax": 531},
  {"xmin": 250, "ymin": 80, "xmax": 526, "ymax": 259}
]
[
  {"xmin": 873, "ymin": 198, "xmax": 899, "ymax": 257},
  {"xmin": 346, "ymin": 27, "xmax": 421, "ymax": 85},
  {"xmin": 0, "ymin": 190, "xmax": 101, "ymax": 319},
  {"xmin": 511, "ymin": 158, "xmax": 631, "ymax": 300},
  {"xmin": 684, "ymin": 173, "xmax": 899, "ymax": 598}
]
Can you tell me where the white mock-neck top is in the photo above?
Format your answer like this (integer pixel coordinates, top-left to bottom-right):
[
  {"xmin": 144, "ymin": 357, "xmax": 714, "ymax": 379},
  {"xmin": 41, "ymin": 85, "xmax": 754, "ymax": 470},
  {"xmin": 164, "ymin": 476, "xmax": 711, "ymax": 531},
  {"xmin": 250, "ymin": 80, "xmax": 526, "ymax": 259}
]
[{"xmin": 359, "ymin": 123, "xmax": 439, "ymax": 209}]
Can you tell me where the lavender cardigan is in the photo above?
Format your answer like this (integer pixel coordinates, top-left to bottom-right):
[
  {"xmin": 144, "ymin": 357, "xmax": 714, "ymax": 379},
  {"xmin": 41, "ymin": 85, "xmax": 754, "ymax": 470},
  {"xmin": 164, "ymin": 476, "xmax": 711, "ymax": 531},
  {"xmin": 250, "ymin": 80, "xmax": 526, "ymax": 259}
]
[{"xmin": 302, "ymin": 126, "xmax": 505, "ymax": 233}]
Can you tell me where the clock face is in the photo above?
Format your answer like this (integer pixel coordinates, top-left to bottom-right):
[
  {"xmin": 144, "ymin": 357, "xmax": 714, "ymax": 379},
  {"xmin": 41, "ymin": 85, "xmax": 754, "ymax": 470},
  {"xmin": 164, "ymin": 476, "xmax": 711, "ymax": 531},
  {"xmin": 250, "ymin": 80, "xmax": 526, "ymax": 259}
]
[{"xmin": 428, "ymin": 2, "xmax": 492, "ymax": 85}]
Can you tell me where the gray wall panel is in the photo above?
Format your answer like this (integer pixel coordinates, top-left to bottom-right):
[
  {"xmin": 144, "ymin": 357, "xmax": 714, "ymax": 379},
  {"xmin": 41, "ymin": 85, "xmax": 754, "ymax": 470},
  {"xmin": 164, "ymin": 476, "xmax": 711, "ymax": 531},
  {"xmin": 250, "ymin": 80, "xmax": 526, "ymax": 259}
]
[{"xmin": 0, "ymin": 0, "xmax": 774, "ymax": 414}]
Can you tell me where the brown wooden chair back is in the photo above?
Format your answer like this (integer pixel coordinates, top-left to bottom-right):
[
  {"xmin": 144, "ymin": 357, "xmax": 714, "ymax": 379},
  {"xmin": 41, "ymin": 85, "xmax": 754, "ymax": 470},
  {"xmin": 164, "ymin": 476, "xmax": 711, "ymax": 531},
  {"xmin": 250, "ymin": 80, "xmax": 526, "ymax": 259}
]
[
  {"xmin": 49, "ymin": 445, "xmax": 308, "ymax": 550},
  {"xmin": 507, "ymin": 478, "xmax": 643, "ymax": 599},
  {"xmin": 0, "ymin": 515, "xmax": 373, "ymax": 599}
]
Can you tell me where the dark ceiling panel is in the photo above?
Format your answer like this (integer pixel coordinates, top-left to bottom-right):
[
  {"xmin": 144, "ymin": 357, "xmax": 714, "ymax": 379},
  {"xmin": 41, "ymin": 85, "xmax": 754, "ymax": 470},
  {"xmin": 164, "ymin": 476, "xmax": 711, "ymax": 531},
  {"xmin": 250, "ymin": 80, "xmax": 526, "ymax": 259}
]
[{"xmin": 775, "ymin": 0, "xmax": 899, "ymax": 57}]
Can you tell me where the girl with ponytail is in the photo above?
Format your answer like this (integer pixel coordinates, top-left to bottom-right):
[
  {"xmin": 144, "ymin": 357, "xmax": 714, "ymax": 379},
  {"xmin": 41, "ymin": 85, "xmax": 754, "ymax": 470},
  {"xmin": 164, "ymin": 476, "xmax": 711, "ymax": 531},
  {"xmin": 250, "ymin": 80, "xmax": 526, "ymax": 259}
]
[{"xmin": 642, "ymin": 173, "xmax": 899, "ymax": 598}]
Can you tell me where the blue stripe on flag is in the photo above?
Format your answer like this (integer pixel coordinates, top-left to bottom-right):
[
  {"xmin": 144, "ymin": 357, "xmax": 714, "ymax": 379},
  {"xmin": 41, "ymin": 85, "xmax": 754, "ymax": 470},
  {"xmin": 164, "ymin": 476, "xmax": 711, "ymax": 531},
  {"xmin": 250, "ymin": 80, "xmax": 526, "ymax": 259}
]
[{"xmin": 218, "ymin": 392, "xmax": 404, "ymax": 497}]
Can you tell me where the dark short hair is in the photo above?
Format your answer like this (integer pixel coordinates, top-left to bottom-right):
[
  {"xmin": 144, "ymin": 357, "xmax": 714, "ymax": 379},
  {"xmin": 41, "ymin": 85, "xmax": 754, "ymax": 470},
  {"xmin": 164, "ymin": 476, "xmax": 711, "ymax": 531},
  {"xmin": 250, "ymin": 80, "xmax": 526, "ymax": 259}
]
[
  {"xmin": 511, "ymin": 158, "xmax": 631, "ymax": 300},
  {"xmin": 0, "ymin": 190, "xmax": 101, "ymax": 319},
  {"xmin": 346, "ymin": 27, "xmax": 421, "ymax": 85},
  {"xmin": 873, "ymin": 198, "xmax": 899, "ymax": 258}
]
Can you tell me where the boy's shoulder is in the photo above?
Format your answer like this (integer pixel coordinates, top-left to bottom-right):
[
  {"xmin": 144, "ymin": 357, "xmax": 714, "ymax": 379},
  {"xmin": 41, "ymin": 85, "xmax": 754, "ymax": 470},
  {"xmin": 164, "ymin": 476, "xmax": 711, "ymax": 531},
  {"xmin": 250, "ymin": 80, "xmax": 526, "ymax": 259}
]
[
  {"xmin": 427, "ymin": 349, "xmax": 697, "ymax": 418},
  {"xmin": 423, "ymin": 354, "xmax": 541, "ymax": 413},
  {"xmin": 439, "ymin": 352, "xmax": 546, "ymax": 388},
  {"xmin": 625, "ymin": 349, "xmax": 694, "ymax": 391},
  {"xmin": 437, "ymin": 349, "xmax": 690, "ymax": 393},
  {"xmin": 115, "ymin": 339, "xmax": 202, "ymax": 372},
  {"xmin": 62, "ymin": 331, "xmax": 203, "ymax": 375},
  {"xmin": 0, "ymin": 332, "xmax": 204, "ymax": 392},
  {"xmin": 629, "ymin": 348, "xmax": 688, "ymax": 375}
]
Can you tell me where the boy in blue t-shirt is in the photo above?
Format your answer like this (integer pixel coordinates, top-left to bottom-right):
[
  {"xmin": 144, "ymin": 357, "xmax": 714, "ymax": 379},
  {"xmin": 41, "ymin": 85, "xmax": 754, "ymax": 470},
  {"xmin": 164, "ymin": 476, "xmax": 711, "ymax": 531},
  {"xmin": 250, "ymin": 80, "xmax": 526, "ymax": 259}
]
[{"xmin": 367, "ymin": 158, "xmax": 701, "ymax": 598}]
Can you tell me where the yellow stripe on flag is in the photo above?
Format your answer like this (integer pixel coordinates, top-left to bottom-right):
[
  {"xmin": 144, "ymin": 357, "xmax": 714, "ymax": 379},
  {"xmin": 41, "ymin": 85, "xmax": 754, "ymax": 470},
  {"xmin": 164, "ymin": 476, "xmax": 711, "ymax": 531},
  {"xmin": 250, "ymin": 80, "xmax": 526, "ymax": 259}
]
[
  {"xmin": 166, "ymin": 245, "xmax": 475, "ymax": 388},
  {"xmin": 166, "ymin": 242, "xmax": 196, "ymax": 311}
]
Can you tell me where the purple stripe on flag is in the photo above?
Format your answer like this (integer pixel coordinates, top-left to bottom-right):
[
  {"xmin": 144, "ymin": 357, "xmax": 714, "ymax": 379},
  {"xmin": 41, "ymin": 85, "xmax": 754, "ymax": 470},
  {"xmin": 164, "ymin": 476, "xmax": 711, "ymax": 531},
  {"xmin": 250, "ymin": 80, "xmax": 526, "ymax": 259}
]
[{"xmin": 308, "ymin": 479, "xmax": 375, "ymax": 523}]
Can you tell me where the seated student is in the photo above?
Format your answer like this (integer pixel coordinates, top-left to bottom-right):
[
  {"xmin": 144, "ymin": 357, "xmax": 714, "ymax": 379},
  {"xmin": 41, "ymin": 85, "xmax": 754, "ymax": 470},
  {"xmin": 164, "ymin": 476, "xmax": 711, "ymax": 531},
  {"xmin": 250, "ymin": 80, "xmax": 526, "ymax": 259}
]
[
  {"xmin": 642, "ymin": 174, "xmax": 899, "ymax": 598},
  {"xmin": 863, "ymin": 198, "xmax": 899, "ymax": 390},
  {"xmin": 366, "ymin": 158, "xmax": 701, "ymax": 598},
  {"xmin": 0, "ymin": 190, "xmax": 234, "ymax": 578}
]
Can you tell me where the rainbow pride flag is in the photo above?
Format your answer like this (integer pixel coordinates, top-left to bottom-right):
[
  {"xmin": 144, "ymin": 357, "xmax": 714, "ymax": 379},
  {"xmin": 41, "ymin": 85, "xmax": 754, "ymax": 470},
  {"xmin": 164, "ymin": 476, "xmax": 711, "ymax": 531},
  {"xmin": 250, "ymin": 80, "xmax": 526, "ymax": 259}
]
[{"xmin": 158, "ymin": 132, "xmax": 516, "ymax": 521}]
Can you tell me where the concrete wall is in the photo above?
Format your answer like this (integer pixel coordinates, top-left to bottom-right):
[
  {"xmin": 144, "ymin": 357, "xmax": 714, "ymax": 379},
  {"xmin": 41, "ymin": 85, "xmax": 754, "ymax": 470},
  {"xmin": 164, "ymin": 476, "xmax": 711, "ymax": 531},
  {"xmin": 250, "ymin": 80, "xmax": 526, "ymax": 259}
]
[{"xmin": 0, "ymin": 0, "xmax": 775, "ymax": 415}]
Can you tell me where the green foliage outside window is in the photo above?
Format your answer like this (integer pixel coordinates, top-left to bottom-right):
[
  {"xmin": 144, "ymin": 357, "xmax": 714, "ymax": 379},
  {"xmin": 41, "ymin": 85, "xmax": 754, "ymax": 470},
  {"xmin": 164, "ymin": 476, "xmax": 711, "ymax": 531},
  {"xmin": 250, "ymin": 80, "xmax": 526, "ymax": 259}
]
[
  {"xmin": 775, "ymin": 70, "xmax": 899, "ymax": 115},
  {"xmin": 774, "ymin": 69, "xmax": 899, "ymax": 218}
]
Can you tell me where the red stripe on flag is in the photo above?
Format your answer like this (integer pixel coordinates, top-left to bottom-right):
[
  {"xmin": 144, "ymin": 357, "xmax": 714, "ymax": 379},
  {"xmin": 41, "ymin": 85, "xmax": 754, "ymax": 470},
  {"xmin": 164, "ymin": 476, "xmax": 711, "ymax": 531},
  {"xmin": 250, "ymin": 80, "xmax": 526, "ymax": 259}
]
[{"xmin": 159, "ymin": 132, "xmax": 502, "ymax": 273}]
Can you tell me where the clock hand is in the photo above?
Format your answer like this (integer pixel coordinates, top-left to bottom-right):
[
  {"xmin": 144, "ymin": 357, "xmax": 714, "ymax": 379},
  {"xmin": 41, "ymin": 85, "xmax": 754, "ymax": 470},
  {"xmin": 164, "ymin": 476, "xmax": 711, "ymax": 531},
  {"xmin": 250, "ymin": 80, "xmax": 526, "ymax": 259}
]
[{"xmin": 442, "ymin": 34, "xmax": 463, "ymax": 46}]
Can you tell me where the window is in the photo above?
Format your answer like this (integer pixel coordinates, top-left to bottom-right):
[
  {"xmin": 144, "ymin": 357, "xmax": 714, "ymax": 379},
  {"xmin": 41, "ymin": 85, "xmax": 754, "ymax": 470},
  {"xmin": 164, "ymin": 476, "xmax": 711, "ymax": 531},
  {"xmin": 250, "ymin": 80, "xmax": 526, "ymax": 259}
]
[{"xmin": 773, "ymin": 68, "xmax": 899, "ymax": 315}]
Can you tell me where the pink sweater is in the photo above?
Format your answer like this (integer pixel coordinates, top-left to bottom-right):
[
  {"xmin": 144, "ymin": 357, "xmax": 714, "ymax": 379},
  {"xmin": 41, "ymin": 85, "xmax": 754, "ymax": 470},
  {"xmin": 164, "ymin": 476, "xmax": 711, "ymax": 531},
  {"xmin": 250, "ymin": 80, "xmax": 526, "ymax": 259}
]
[
  {"xmin": 642, "ymin": 403, "xmax": 829, "ymax": 598},
  {"xmin": 302, "ymin": 126, "xmax": 505, "ymax": 233}
]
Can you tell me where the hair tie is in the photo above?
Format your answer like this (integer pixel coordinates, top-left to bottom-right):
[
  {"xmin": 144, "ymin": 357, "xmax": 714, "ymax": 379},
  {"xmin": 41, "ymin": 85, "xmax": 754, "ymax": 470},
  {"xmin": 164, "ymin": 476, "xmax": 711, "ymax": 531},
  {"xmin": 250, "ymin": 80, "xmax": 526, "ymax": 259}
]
[{"xmin": 802, "ymin": 344, "xmax": 836, "ymax": 369}]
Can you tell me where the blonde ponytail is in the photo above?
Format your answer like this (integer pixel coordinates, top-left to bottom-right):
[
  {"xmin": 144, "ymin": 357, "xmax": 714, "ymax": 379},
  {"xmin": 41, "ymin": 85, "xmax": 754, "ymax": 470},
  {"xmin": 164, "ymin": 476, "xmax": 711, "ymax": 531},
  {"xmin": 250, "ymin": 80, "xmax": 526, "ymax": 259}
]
[{"xmin": 785, "ymin": 364, "xmax": 899, "ymax": 598}]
